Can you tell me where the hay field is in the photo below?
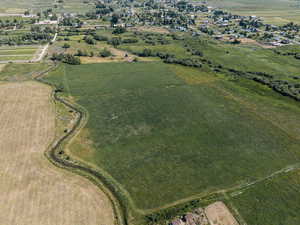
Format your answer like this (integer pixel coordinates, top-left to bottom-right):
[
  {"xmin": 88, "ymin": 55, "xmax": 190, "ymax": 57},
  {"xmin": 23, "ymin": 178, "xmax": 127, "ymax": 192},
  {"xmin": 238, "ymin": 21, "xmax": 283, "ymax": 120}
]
[
  {"xmin": 45, "ymin": 62, "xmax": 300, "ymax": 213},
  {"xmin": 0, "ymin": 82, "xmax": 114, "ymax": 225}
]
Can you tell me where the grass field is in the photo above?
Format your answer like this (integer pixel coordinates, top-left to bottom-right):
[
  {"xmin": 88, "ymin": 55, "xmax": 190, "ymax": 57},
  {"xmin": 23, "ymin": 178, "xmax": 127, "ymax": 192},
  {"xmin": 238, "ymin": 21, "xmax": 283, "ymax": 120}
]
[
  {"xmin": 0, "ymin": 81, "xmax": 115, "ymax": 225},
  {"xmin": 0, "ymin": 0, "xmax": 53, "ymax": 13},
  {"xmin": 208, "ymin": 0, "xmax": 300, "ymax": 24},
  {"xmin": 0, "ymin": 55, "xmax": 32, "ymax": 60},
  {"xmin": 0, "ymin": 63, "xmax": 51, "ymax": 81},
  {"xmin": 229, "ymin": 170, "xmax": 300, "ymax": 225},
  {"xmin": 0, "ymin": 46, "xmax": 39, "ymax": 62},
  {"xmin": 0, "ymin": 0, "xmax": 93, "ymax": 13},
  {"xmin": 45, "ymin": 61, "xmax": 300, "ymax": 220}
]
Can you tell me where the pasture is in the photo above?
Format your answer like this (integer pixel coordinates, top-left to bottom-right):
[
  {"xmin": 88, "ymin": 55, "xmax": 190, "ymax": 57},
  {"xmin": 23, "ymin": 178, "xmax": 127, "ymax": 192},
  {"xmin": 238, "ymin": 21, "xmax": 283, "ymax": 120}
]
[
  {"xmin": 0, "ymin": 0, "xmax": 93, "ymax": 14},
  {"xmin": 0, "ymin": 62, "xmax": 51, "ymax": 81},
  {"xmin": 0, "ymin": 81, "xmax": 115, "ymax": 225},
  {"xmin": 0, "ymin": 0, "xmax": 53, "ymax": 13},
  {"xmin": 45, "ymin": 61, "xmax": 300, "ymax": 220},
  {"xmin": 0, "ymin": 46, "xmax": 40, "ymax": 62},
  {"xmin": 230, "ymin": 170, "xmax": 300, "ymax": 225}
]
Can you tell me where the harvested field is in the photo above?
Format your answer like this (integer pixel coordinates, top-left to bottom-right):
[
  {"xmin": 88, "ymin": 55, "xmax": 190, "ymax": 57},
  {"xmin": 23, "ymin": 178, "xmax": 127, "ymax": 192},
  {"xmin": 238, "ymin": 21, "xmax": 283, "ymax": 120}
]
[
  {"xmin": 131, "ymin": 26, "xmax": 170, "ymax": 34},
  {"xmin": 205, "ymin": 201, "xmax": 239, "ymax": 225},
  {"xmin": 238, "ymin": 38, "xmax": 275, "ymax": 48},
  {"xmin": 0, "ymin": 64, "xmax": 6, "ymax": 72},
  {"xmin": 0, "ymin": 82, "xmax": 114, "ymax": 225}
]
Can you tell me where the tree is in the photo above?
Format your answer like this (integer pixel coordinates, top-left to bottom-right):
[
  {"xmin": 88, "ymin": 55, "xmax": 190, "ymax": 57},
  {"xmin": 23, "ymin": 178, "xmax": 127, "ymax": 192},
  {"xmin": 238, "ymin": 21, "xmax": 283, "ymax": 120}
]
[
  {"xmin": 140, "ymin": 48, "xmax": 152, "ymax": 57},
  {"xmin": 63, "ymin": 54, "xmax": 81, "ymax": 65},
  {"xmin": 50, "ymin": 13, "xmax": 58, "ymax": 21},
  {"xmin": 76, "ymin": 49, "xmax": 88, "ymax": 56},
  {"xmin": 99, "ymin": 48, "xmax": 112, "ymax": 57},
  {"xmin": 84, "ymin": 36, "xmax": 96, "ymax": 45},
  {"xmin": 108, "ymin": 37, "xmax": 121, "ymax": 47},
  {"xmin": 62, "ymin": 43, "xmax": 70, "ymax": 49},
  {"xmin": 110, "ymin": 14, "xmax": 119, "ymax": 27},
  {"xmin": 232, "ymin": 38, "xmax": 241, "ymax": 44},
  {"xmin": 112, "ymin": 26, "xmax": 126, "ymax": 34}
]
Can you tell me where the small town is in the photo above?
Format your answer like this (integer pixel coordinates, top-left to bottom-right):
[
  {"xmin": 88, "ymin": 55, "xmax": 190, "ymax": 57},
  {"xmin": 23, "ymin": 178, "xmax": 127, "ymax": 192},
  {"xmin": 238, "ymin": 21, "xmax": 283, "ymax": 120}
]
[
  {"xmin": 0, "ymin": 0, "xmax": 300, "ymax": 47},
  {"xmin": 1, "ymin": 0, "xmax": 300, "ymax": 225}
]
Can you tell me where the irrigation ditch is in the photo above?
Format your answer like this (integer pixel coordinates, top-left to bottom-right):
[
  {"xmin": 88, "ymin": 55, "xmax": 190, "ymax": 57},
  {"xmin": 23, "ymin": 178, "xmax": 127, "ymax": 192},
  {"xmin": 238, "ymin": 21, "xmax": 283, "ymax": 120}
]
[
  {"xmin": 32, "ymin": 61, "xmax": 300, "ymax": 225},
  {"xmin": 34, "ymin": 63, "xmax": 128, "ymax": 225}
]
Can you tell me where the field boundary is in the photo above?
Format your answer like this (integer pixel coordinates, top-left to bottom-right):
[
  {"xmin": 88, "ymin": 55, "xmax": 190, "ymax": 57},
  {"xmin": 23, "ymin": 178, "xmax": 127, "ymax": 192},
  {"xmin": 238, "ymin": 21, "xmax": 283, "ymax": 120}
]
[
  {"xmin": 36, "ymin": 62, "xmax": 300, "ymax": 225},
  {"xmin": 33, "ymin": 64, "xmax": 127, "ymax": 225}
]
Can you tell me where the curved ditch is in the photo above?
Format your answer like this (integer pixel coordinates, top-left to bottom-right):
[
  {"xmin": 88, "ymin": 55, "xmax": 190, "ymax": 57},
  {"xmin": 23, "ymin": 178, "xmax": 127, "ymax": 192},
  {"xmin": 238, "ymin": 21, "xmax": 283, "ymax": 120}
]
[{"xmin": 34, "ymin": 63, "xmax": 128, "ymax": 225}]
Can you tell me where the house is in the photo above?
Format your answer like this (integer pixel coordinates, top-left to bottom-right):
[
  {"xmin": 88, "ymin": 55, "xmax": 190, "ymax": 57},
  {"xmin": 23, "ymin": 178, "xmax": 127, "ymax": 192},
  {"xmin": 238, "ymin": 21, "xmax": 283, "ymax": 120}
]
[
  {"xmin": 171, "ymin": 218, "xmax": 185, "ymax": 225},
  {"xmin": 36, "ymin": 20, "xmax": 58, "ymax": 25},
  {"xmin": 94, "ymin": 25, "xmax": 107, "ymax": 30}
]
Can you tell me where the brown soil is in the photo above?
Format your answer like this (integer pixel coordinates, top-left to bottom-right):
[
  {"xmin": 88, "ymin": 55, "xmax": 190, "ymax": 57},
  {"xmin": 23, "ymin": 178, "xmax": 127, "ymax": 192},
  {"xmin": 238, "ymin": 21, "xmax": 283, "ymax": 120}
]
[
  {"xmin": 0, "ymin": 82, "xmax": 115, "ymax": 225},
  {"xmin": 239, "ymin": 38, "xmax": 275, "ymax": 48},
  {"xmin": 0, "ymin": 63, "xmax": 6, "ymax": 72},
  {"xmin": 131, "ymin": 26, "xmax": 170, "ymax": 34},
  {"xmin": 205, "ymin": 201, "xmax": 239, "ymax": 225}
]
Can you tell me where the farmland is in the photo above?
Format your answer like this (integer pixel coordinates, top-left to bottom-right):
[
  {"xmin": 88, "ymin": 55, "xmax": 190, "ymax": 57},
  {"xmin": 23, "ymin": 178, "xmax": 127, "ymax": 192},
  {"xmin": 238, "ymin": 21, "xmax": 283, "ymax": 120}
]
[
  {"xmin": 1, "ymin": 0, "xmax": 300, "ymax": 223},
  {"xmin": 208, "ymin": 0, "xmax": 300, "ymax": 24},
  {"xmin": 0, "ymin": 0, "xmax": 93, "ymax": 14},
  {"xmin": 0, "ymin": 81, "xmax": 115, "ymax": 225},
  {"xmin": 0, "ymin": 62, "xmax": 51, "ymax": 81},
  {"xmin": 0, "ymin": 46, "xmax": 40, "ymax": 62},
  {"xmin": 0, "ymin": 0, "xmax": 52, "ymax": 13},
  {"xmin": 229, "ymin": 170, "xmax": 300, "ymax": 225},
  {"xmin": 45, "ymin": 62, "xmax": 300, "ymax": 223}
]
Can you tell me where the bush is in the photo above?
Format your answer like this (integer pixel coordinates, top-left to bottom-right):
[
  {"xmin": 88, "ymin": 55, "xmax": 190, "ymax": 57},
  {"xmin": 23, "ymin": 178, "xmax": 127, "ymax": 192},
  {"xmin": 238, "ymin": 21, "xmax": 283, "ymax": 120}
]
[
  {"xmin": 93, "ymin": 34, "xmax": 108, "ymax": 41},
  {"xmin": 122, "ymin": 38, "xmax": 138, "ymax": 44},
  {"xmin": 62, "ymin": 43, "xmax": 70, "ymax": 49},
  {"xmin": 139, "ymin": 48, "xmax": 153, "ymax": 57},
  {"xmin": 112, "ymin": 26, "xmax": 126, "ymax": 34},
  {"xmin": 63, "ymin": 54, "xmax": 81, "ymax": 65},
  {"xmin": 51, "ymin": 53, "xmax": 64, "ymax": 61},
  {"xmin": 84, "ymin": 35, "xmax": 96, "ymax": 45},
  {"xmin": 99, "ymin": 48, "xmax": 112, "ymax": 57},
  {"xmin": 75, "ymin": 49, "xmax": 88, "ymax": 56},
  {"xmin": 107, "ymin": 37, "xmax": 122, "ymax": 46},
  {"xmin": 51, "ymin": 53, "xmax": 81, "ymax": 65}
]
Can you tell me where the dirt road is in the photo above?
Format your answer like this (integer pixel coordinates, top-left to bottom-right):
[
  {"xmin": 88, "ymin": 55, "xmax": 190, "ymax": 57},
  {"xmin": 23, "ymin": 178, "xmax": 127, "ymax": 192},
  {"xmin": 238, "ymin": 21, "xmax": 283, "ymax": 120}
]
[{"xmin": 0, "ymin": 82, "xmax": 115, "ymax": 225}]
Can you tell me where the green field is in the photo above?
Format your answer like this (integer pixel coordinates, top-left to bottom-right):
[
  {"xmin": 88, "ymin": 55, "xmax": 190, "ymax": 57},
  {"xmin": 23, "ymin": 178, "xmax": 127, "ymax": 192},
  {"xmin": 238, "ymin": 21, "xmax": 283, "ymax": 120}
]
[
  {"xmin": 0, "ymin": 46, "xmax": 38, "ymax": 61},
  {"xmin": 229, "ymin": 170, "xmax": 300, "ymax": 225},
  {"xmin": 0, "ymin": 63, "xmax": 51, "ymax": 81},
  {"xmin": 0, "ymin": 55, "xmax": 32, "ymax": 60},
  {"xmin": 208, "ymin": 0, "xmax": 300, "ymax": 24},
  {"xmin": 120, "ymin": 34, "xmax": 300, "ymax": 85},
  {"xmin": 45, "ymin": 61, "xmax": 300, "ymax": 220},
  {"xmin": 0, "ymin": 0, "xmax": 53, "ymax": 13},
  {"xmin": 0, "ymin": 49, "xmax": 36, "ymax": 55},
  {"xmin": 0, "ymin": 0, "xmax": 93, "ymax": 14}
]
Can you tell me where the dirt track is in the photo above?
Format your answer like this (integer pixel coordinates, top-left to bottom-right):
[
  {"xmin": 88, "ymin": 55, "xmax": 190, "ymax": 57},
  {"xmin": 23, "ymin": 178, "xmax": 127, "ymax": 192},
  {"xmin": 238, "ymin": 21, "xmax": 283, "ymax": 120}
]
[{"xmin": 0, "ymin": 82, "xmax": 114, "ymax": 225}]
